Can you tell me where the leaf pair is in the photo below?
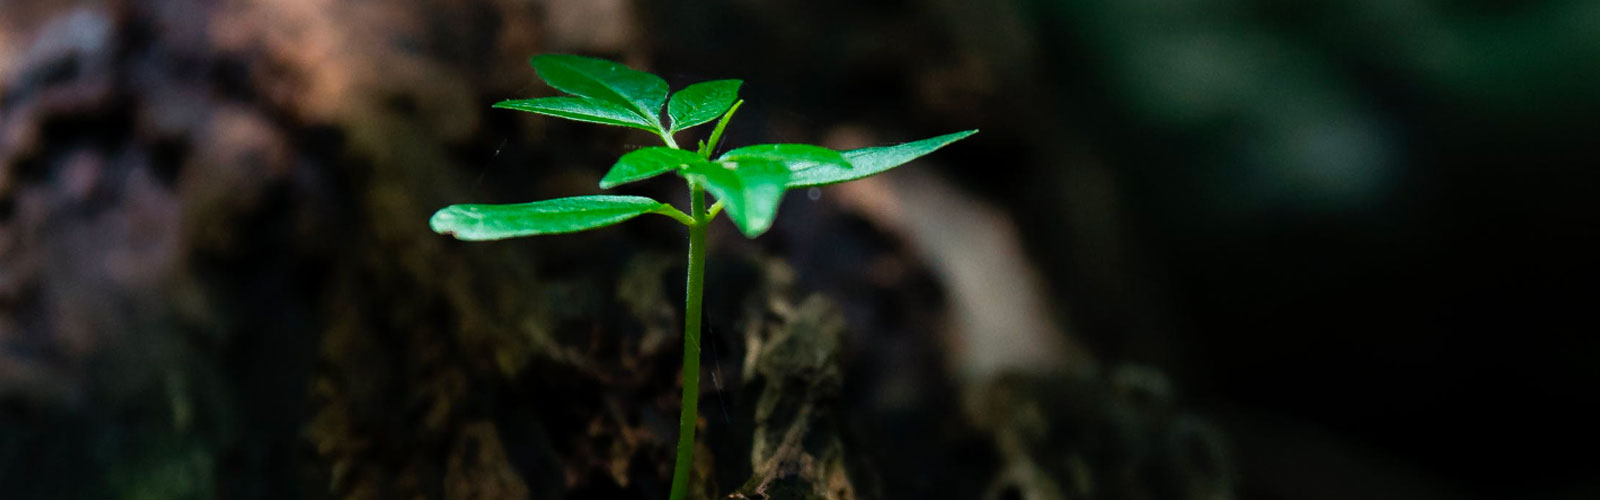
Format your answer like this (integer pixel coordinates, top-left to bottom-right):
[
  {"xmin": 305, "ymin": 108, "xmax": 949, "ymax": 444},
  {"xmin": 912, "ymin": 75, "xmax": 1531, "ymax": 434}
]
[
  {"xmin": 688, "ymin": 130, "xmax": 979, "ymax": 236},
  {"xmin": 648, "ymin": 133, "xmax": 980, "ymax": 236},
  {"xmin": 599, "ymin": 142, "xmax": 850, "ymax": 237},
  {"xmin": 692, "ymin": 144, "xmax": 847, "ymax": 237},
  {"xmin": 430, "ymin": 131, "xmax": 978, "ymax": 240},
  {"xmin": 493, "ymin": 55, "xmax": 740, "ymax": 135},
  {"xmin": 432, "ymin": 54, "xmax": 979, "ymax": 242}
]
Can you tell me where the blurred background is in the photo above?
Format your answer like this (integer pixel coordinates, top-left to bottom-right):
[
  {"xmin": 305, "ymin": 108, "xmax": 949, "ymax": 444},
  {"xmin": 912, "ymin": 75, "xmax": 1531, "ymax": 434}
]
[{"xmin": 2, "ymin": 0, "xmax": 1597, "ymax": 498}]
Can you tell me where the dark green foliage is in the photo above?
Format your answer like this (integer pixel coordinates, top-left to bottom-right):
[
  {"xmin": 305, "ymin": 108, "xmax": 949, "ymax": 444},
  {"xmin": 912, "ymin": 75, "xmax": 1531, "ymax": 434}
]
[{"xmin": 432, "ymin": 54, "xmax": 974, "ymax": 239}]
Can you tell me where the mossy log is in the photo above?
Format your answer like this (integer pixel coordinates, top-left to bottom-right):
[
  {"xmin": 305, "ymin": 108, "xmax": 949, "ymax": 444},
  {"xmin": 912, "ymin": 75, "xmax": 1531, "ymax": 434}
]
[{"xmin": 0, "ymin": 1, "xmax": 1232, "ymax": 499}]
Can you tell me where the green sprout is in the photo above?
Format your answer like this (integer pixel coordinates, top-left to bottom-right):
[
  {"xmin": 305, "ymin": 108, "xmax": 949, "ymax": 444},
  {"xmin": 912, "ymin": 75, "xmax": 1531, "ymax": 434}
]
[{"xmin": 429, "ymin": 54, "xmax": 974, "ymax": 500}]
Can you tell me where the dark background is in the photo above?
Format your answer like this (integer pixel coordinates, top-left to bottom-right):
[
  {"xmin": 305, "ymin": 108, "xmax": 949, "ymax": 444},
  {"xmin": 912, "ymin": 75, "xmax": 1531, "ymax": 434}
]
[{"xmin": 2, "ymin": 0, "xmax": 1597, "ymax": 498}]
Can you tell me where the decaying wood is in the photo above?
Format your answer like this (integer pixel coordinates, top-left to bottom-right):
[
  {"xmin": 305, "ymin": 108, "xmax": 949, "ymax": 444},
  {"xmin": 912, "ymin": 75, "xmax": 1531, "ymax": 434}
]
[
  {"xmin": 731, "ymin": 293, "xmax": 854, "ymax": 500},
  {"xmin": 1, "ymin": 1, "xmax": 1234, "ymax": 498}
]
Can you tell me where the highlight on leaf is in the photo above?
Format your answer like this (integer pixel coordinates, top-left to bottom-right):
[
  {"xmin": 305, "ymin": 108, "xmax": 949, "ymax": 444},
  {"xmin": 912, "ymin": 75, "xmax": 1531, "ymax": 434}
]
[
  {"xmin": 531, "ymin": 54, "xmax": 669, "ymax": 126},
  {"xmin": 493, "ymin": 97, "xmax": 660, "ymax": 132},
  {"xmin": 718, "ymin": 144, "xmax": 851, "ymax": 173},
  {"xmin": 602, "ymin": 147, "xmax": 712, "ymax": 189},
  {"xmin": 684, "ymin": 160, "xmax": 792, "ymax": 237},
  {"xmin": 787, "ymin": 130, "xmax": 978, "ymax": 187},
  {"xmin": 668, "ymin": 80, "xmax": 742, "ymax": 132},
  {"xmin": 430, "ymin": 195, "xmax": 668, "ymax": 241}
]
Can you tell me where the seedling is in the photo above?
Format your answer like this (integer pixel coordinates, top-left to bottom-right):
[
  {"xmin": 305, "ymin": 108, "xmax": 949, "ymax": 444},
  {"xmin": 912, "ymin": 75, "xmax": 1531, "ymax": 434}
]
[{"xmin": 429, "ymin": 54, "xmax": 974, "ymax": 499}]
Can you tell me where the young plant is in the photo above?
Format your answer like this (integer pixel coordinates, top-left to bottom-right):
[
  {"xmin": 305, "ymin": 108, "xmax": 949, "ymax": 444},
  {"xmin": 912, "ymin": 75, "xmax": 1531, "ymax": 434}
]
[{"xmin": 429, "ymin": 54, "xmax": 974, "ymax": 500}]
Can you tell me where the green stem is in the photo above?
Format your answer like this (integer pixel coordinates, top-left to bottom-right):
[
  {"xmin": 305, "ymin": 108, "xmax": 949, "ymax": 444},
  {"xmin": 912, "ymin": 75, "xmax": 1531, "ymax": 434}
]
[
  {"xmin": 669, "ymin": 182, "xmax": 708, "ymax": 500},
  {"xmin": 698, "ymin": 100, "xmax": 743, "ymax": 158},
  {"xmin": 653, "ymin": 204, "xmax": 696, "ymax": 227}
]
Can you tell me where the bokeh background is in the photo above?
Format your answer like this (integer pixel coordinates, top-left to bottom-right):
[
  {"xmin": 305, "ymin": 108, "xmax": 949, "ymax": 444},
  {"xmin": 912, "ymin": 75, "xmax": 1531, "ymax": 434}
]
[{"xmin": 2, "ymin": 0, "xmax": 1597, "ymax": 498}]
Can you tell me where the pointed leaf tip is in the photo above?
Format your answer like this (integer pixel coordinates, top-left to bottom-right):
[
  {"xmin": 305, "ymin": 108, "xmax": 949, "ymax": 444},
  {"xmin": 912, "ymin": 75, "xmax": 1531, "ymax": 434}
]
[
  {"xmin": 787, "ymin": 130, "xmax": 977, "ymax": 187},
  {"xmin": 530, "ymin": 54, "xmax": 669, "ymax": 128},
  {"xmin": 431, "ymin": 195, "xmax": 665, "ymax": 241}
]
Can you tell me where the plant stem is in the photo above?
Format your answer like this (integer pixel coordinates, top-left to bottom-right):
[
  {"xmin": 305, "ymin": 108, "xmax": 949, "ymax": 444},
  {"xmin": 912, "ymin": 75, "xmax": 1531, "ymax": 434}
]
[
  {"xmin": 669, "ymin": 181, "xmax": 708, "ymax": 500},
  {"xmin": 699, "ymin": 100, "xmax": 743, "ymax": 158},
  {"xmin": 653, "ymin": 204, "xmax": 697, "ymax": 227}
]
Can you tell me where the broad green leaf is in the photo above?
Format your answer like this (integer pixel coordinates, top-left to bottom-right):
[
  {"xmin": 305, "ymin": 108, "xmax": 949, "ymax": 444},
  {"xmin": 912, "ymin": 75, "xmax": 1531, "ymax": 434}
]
[
  {"xmin": 601, "ymin": 147, "xmax": 711, "ymax": 189},
  {"xmin": 493, "ymin": 97, "xmax": 660, "ymax": 132},
  {"xmin": 787, "ymin": 130, "xmax": 978, "ymax": 187},
  {"xmin": 668, "ymin": 80, "xmax": 741, "ymax": 132},
  {"xmin": 718, "ymin": 144, "xmax": 850, "ymax": 173},
  {"xmin": 430, "ymin": 195, "xmax": 665, "ymax": 241},
  {"xmin": 683, "ymin": 160, "xmax": 792, "ymax": 238},
  {"xmin": 532, "ymin": 54, "xmax": 668, "ymax": 127}
]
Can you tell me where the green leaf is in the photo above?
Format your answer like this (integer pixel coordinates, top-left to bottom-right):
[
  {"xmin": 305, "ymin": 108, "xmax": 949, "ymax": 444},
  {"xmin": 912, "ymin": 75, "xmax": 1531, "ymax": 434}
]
[
  {"xmin": 601, "ymin": 147, "xmax": 711, "ymax": 189},
  {"xmin": 683, "ymin": 160, "xmax": 792, "ymax": 238},
  {"xmin": 493, "ymin": 97, "xmax": 660, "ymax": 132},
  {"xmin": 531, "ymin": 54, "xmax": 668, "ymax": 127},
  {"xmin": 430, "ymin": 195, "xmax": 665, "ymax": 241},
  {"xmin": 787, "ymin": 130, "xmax": 977, "ymax": 187},
  {"xmin": 718, "ymin": 144, "xmax": 850, "ymax": 173},
  {"xmin": 668, "ymin": 80, "xmax": 741, "ymax": 132}
]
